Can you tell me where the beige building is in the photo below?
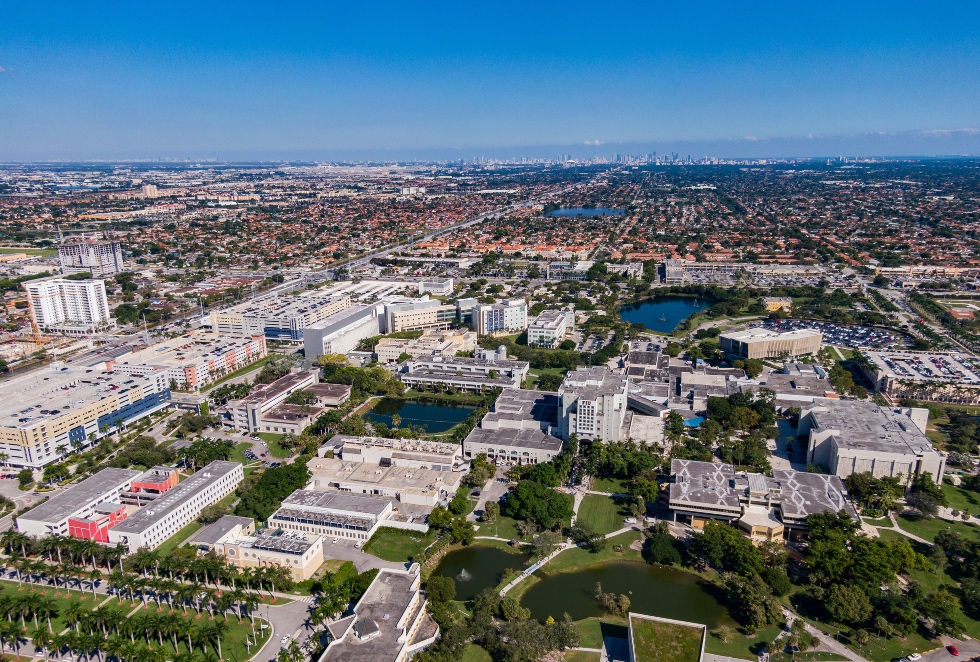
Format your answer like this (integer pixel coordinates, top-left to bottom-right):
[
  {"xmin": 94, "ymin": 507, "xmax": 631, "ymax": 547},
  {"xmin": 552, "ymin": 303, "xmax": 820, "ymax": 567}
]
[
  {"xmin": 384, "ymin": 300, "xmax": 456, "ymax": 333},
  {"xmin": 375, "ymin": 329, "xmax": 477, "ymax": 363},
  {"xmin": 307, "ymin": 456, "xmax": 463, "ymax": 507},
  {"xmin": 762, "ymin": 296, "xmax": 793, "ymax": 312},
  {"xmin": 189, "ymin": 515, "xmax": 324, "ymax": 581},
  {"xmin": 720, "ymin": 327, "xmax": 822, "ymax": 360},
  {"xmin": 329, "ymin": 435, "xmax": 465, "ymax": 471}
]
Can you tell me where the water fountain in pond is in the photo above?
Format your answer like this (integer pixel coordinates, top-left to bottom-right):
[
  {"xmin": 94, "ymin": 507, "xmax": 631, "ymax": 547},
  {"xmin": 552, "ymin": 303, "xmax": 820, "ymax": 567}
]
[{"xmin": 456, "ymin": 568, "xmax": 472, "ymax": 582}]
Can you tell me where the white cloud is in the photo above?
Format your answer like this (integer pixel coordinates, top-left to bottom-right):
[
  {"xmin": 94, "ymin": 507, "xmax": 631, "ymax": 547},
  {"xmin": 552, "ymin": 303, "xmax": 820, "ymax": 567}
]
[
  {"xmin": 584, "ymin": 139, "xmax": 604, "ymax": 146},
  {"xmin": 920, "ymin": 128, "xmax": 979, "ymax": 137},
  {"xmin": 0, "ymin": 67, "xmax": 7, "ymax": 73}
]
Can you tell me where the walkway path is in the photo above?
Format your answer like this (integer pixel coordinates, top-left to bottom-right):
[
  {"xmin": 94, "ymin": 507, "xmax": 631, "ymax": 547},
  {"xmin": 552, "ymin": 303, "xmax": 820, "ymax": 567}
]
[{"xmin": 780, "ymin": 608, "xmax": 870, "ymax": 662}]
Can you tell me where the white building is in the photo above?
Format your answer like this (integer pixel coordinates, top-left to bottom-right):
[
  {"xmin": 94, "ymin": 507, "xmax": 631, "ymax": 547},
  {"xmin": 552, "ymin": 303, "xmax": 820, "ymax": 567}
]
[
  {"xmin": 57, "ymin": 239, "xmax": 125, "ymax": 278},
  {"xmin": 270, "ymin": 490, "xmax": 401, "ymax": 541},
  {"xmin": 384, "ymin": 299, "xmax": 456, "ymax": 333},
  {"xmin": 418, "ymin": 278, "xmax": 454, "ymax": 296},
  {"xmin": 375, "ymin": 329, "xmax": 477, "ymax": 364},
  {"xmin": 226, "ymin": 369, "xmax": 319, "ymax": 432},
  {"xmin": 398, "ymin": 354, "xmax": 530, "ymax": 392},
  {"xmin": 210, "ymin": 290, "xmax": 351, "ymax": 342},
  {"xmin": 25, "ymin": 279, "xmax": 114, "ymax": 335},
  {"xmin": 16, "ymin": 468, "xmax": 142, "ymax": 538},
  {"xmin": 527, "ymin": 309, "xmax": 572, "ymax": 348},
  {"xmin": 107, "ymin": 461, "xmax": 244, "ymax": 551},
  {"xmin": 472, "ymin": 298, "xmax": 528, "ymax": 335},
  {"xmin": 303, "ymin": 304, "xmax": 382, "ymax": 361},
  {"xmin": 559, "ymin": 367, "xmax": 629, "ymax": 442},
  {"xmin": 800, "ymin": 400, "xmax": 944, "ymax": 485}
]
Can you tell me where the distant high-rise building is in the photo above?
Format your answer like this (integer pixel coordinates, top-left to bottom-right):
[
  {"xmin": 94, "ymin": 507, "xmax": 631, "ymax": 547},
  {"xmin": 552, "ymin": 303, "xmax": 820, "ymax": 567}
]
[
  {"xmin": 58, "ymin": 238, "xmax": 124, "ymax": 277},
  {"xmin": 25, "ymin": 278, "xmax": 114, "ymax": 335},
  {"xmin": 141, "ymin": 184, "xmax": 159, "ymax": 198}
]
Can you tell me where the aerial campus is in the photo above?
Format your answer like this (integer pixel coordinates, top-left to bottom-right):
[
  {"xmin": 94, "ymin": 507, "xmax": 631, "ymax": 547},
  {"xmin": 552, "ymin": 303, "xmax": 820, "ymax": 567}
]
[
  {"xmin": 4, "ymin": 4, "xmax": 980, "ymax": 662},
  {"xmin": 1, "ymin": 158, "xmax": 980, "ymax": 662}
]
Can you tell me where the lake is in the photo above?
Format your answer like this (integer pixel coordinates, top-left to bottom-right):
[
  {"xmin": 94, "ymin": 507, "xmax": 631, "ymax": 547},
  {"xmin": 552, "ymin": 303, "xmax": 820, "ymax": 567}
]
[
  {"xmin": 364, "ymin": 397, "xmax": 476, "ymax": 434},
  {"xmin": 544, "ymin": 207, "xmax": 625, "ymax": 218},
  {"xmin": 433, "ymin": 546, "xmax": 531, "ymax": 601},
  {"xmin": 619, "ymin": 296, "xmax": 705, "ymax": 334},
  {"xmin": 520, "ymin": 561, "xmax": 735, "ymax": 627}
]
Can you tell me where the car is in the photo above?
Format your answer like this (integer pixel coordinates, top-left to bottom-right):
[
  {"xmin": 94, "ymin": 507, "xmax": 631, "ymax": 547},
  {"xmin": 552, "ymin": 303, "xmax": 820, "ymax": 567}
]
[
  {"xmin": 354, "ymin": 541, "xmax": 362, "ymax": 549},
  {"xmin": 332, "ymin": 538, "xmax": 339, "ymax": 544},
  {"xmin": 281, "ymin": 636, "xmax": 290, "ymax": 645},
  {"xmin": 949, "ymin": 646, "xmax": 959, "ymax": 656},
  {"xmin": 907, "ymin": 655, "xmax": 921, "ymax": 661}
]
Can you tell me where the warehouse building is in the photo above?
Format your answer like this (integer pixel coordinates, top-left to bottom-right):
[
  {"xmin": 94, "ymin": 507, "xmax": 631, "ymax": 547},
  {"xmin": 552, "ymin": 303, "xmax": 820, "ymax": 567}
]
[
  {"xmin": 0, "ymin": 364, "xmax": 171, "ymax": 468},
  {"xmin": 109, "ymin": 331, "xmax": 267, "ymax": 390},
  {"xmin": 800, "ymin": 400, "xmax": 943, "ymax": 486},
  {"xmin": 108, "ymin": 461, "xmax": 243, "ymax": 551},
  {"xmin": 719, "ymin": 327, "xmax": 822, "ymax": 360}
]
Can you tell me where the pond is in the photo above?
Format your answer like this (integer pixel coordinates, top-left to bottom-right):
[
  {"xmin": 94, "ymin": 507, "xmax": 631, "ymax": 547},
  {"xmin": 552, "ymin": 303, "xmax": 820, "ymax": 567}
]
[
  {"xmin": 364, "ymin": 397, "xmax": 476, "ymax": 434},
  {"xmin": 619, "ymin": 296, "xmax": 705, "ymax": 334},
  {"xmin": 433, "ymin": 546, "xmax": 531, "ymax": 601},
  {"xmin": 520, "ymin": 561, "xmax": 735, "ymax": 627},
  {"xmin": 544, "ymin": 207, "xmax": 625, "ymax": 218}
]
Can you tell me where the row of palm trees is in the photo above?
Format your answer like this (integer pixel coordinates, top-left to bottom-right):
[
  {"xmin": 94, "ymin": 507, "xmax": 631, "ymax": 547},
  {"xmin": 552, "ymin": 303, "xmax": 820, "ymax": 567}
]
[
  {"xmin": 0, "ymin": 585, "xmax": 258, "ymax": 662},
  {"xmin": 0, "ymin": 531, "xmax": 296, "ymax": 596}
]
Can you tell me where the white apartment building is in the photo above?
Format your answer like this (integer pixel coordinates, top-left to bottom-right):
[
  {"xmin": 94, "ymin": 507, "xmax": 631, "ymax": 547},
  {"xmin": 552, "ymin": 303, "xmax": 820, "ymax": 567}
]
[
  {"xmin": 559, "ymin": 367, "xmax": 629, "ymax": 442},
  {"xmin": 108, "ymin": 461, "xmax": 243, "ymax": 551},
  {"xmin": 25, "ymin": 279, "xmax": 114, "ymax": 335},
  {"xmin": 472, "ymin": 299, "xmax": 528, "ymax": 335},
  {"xmin": 16, "ymin": 468, "xmax": 142, "ymax": 537},
  {"xmin": 58, "ymin": 239, "xmax": 125, "ymax": 278},
  {"xmin": 527, "ymin": 309, "xmax": 572, "ymax": 348}
]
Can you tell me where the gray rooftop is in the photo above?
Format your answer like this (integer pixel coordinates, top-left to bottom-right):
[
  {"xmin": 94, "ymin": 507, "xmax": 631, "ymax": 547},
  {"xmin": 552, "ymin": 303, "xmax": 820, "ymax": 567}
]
[
  {"xmin": 110, "ymin": 461, "xmax": 241, "ymax": 534},
  {"xmin": 281, "ymin": 490, "xmax": 391, "ymax": 516},
  {"xmin": 771, "ymin": 470, "xmax": 858, "ymax": 521},
  {"xmin": 18, "ymin": 468, "xmax": 142, "ymax": 524},
  {"xmin": 322, "ymin": 569, "xmax": 419, "ymax": 662},
  {"xmin": 189, "ymin": 515, "xmax": 255, "ymax": 546},
  {"xmin": 561, "ymin": 366, "xmax": 629, "ymax": 400},
  {"xmin": 465, "ymin": 427, "xmax": 564, "ymax": 452},
  {"xmin": 669, "ymin": 459, "xmax": 741, "ymax": 509},
  {"xmin": 482, "ymin": 388, "xmax": 560, "ymax": 428},
  {"xmin": 805, "ymin": 400, "xmax": 935, "ymax": 455}
]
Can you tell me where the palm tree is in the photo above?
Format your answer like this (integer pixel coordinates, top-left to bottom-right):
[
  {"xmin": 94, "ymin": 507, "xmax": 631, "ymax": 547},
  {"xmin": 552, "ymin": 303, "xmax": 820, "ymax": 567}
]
[
  {"xmin": 64, "ymin": 600, "xmax": 85, "ymax": 633},
  {"xmin": 202, "ymin": 620, "xmax": 228, "ymax": 660},
  {"xmin": 32, "ymin": 627, "xmax": 52, "ymax": 662}
]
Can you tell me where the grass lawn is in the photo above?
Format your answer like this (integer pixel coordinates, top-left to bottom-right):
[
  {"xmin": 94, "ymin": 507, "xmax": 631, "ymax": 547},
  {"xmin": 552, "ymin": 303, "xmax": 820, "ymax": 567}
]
[
  {"xmin": 477, "ymin": 515, "xmax": 532, "ymax": 541},
  {"xmin": 0, "ymin": 247, "xmax": 56, "ymax": 256},
  {"xmin": 772, "ymin": 653, "xmax": 848, "ymax": 661},
  {"xmin": 565, "ymin": 651, "xmax": 601, "ymax": 662},
  {"xmin": 943, "ymin": 480, "xmax": 980, "ymax": 515},
  {"xmin": 705, "ymin": 624, "xmax": 783, "ymax": 659},
  {"xmin": 577, "ymin": 494, "xmax": 628, "ymax": 535},
  {"xmin": 156, "ymin": 520, "xmax": 204, "ymax": 555},
  {"xmin": 895, "ymin": 513, "xmax": 980, "ymax": 543},
  {"xmin": 591, "ymin": 476, "xmax": 631, "ymax": 494},
  {"xmin": 544, "ymin": 530, "xmax": 642, "ymax": 573},
  {"xmin": 363, "ymin": 527, "xmax": 438, "ymax": 562},
  {"xmin": 229, "ymin": 441, "xmax": 255, "ymax": 465},
  {"xmin": 630, "ymin": 616, "xmax": 703, "ymax": 662},
  {"xmin": 460, "ymin": 644, "xmax": 493, "ymax": 662},
  {"xmin": 257, "ymin": 432, "xmax": 291, "ymax": 458}
]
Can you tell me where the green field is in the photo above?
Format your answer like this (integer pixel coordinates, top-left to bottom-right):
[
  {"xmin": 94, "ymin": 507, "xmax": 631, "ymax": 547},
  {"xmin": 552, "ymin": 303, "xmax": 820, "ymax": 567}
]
[
  {"xmin": 943, "ymin": 480, "xmax": 980, "ymax": 515},
  {"xmin": 591, "ymin": 476, "xmax": 631, "ymax": 494},
  {"xmin": 545, "ymin": 530, "xmax": 642, "ymax": 572},
  {"xmin": 460, "ymin": 644, "xmax": 493, "ymax": 662},
  {"xmin": 576, "ymin": 494, "xmax": 628, "ymax": 535},
  {"xmin": 630, "ymin": 616, "xmax": 703, "ymax": 662},
  {"xmin": 0, "ymin": 247, "xmax": 56, "ymax": 256},
  {"xmin": 895, "ymin": 513, "xmax": 980, "ymax": 543},
  {"xmin": 257, "ymin": 432, "xmax": 291, "ymax": 458},
  {"xmin": 201, "ymin": 356, "xmax": 274, "ymax": 392},
  {"xmin": 704, "ymin": 623, "xmax": 783, "ymax": 659},
  {"xmin": 477, "ymin": 515, "xmax": 533, "ymax": 542},
  {"xmin": 363, "ymin": 527, "xmax": 437, "ymax": 562},
  {"xmin": 564, "ymin": 651, "xmax": 601, "ymax": 662},
  {"xmin": 156, "ymin": 520, "xmax": 204, "ymax": 555}
]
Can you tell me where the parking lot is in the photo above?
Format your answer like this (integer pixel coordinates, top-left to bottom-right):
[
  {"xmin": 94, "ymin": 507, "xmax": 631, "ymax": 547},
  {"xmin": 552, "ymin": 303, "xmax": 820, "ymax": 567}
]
[{"xmin": 762, "ymin": 318, "xmax": 901, "ymax": 349}]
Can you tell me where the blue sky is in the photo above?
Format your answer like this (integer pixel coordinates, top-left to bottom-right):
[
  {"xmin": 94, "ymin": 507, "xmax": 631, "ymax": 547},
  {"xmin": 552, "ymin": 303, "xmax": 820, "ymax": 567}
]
[{"xmin": 1, "ymin": 1, "xmax": 979, "ymax": 160}]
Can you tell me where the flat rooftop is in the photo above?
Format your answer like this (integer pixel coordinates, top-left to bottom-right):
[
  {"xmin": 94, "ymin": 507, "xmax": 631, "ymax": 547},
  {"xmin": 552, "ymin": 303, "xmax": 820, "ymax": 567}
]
[
  {"xmin": 307, "ymin": 459, "xmax": 460, "ymax": 496},
  {"xmin": 465, "ymin": 427, "xmax": 564, "ymax": 452},
  {"xmin": 110, "ymin": 461, "xmax": 241, "ymax": 534},
  {"xmin": 529, "ymin": 309, "xmax": 566, "ymax": 330},
  {"xmin": 281, "ymin": 489, "xmax": 392, "ymax": 516},
  {"xmin": 562, "ymin": 366, "xmax": 629, "ymax": 400},
  {"xmin": 19, "ymin": 468, "xmax": 142, "ymax": 524},
  {"xmin": 334, "ymin": 435, "xmax": 461, "ymax": 458},
  {"xmin": 721, "ymin": 327, "xmax": 822, "ymax": 343},
  {"xmin": 0, "ymin": 364, "xmax": 164, "ymax": 430},
  {"xmin": 408, "ymin": 355, "xmax": 529, "ymax": 371},
  {"xmin": 239, "ymin": 370, "xmax": 315, "ymax": 406},
  {"xmin": 245, "ymin": 531, "xmax": 318, "ymax": 555},
  {"xmin": 216, "ymin": 290, "xmax": 349, "ymax": 320},
  {"xmin": 115, "ymin": 332, "xmax": 261, "ymax": 370},
  {"xmin": 805, "ymin": 400, "xmax": 935, "ymax": 455},
  {"xmin": 482, "ymin": 388, "xmax": 560, "ymax": 427},
  {"xmin": 670, "ymin": 459, "xmax": 741, "ymax": 509},
  {"xmin": 190, "ymin": 515, "xmax": 254, "ymax": 545}
]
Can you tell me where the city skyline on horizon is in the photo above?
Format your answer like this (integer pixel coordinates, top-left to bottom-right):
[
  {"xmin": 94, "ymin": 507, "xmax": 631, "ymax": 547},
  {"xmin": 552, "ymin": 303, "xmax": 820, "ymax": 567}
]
[{"xmin": 1, "ymin": 2, "xmax": 979, "ymax": 161}]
